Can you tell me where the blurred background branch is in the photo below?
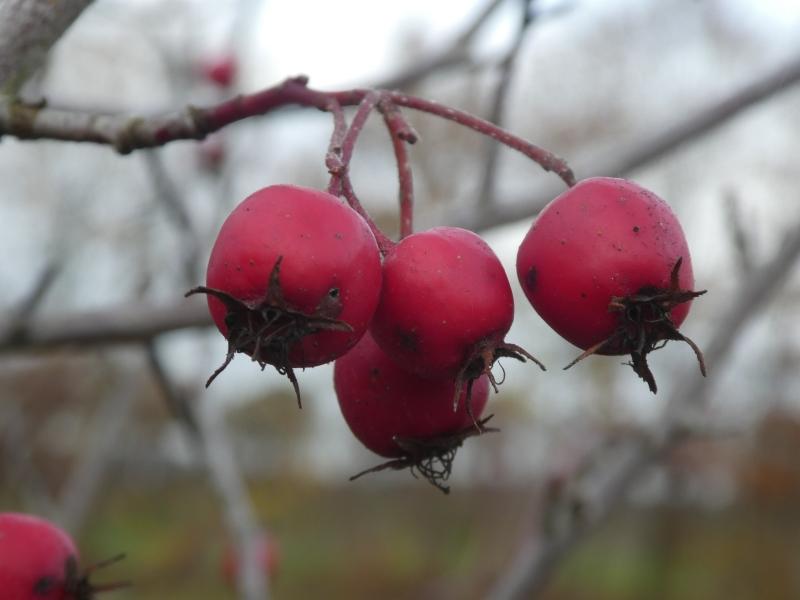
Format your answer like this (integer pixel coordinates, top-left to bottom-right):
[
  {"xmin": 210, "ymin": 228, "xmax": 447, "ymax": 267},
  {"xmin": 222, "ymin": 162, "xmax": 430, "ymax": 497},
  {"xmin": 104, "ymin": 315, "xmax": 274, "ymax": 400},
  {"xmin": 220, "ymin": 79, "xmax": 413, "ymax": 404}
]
[
  {"xmin": 146, "ymin": 344, "xmax": 270, "ymax": 600},
  {"xmin": 455, "ymin": 52, "xmax": 800, "ymax": 231}
]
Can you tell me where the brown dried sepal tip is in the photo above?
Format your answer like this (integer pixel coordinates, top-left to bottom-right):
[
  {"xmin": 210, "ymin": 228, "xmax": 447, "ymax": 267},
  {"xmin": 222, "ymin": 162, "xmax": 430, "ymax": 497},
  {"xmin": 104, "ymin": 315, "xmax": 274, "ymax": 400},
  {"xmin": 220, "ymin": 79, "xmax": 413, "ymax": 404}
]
[
  {"xmin": 349, "ymin": 416, "xmax": 498, "ymax": 494},
  {"xmin": 455, "ymin": 340, "xmax": 545, "ymax": 428},
  {"xmin": 185, "ymin": 256, "xmax": 353, "ymax": 407},
  {"xmin": 55, "ymin": 554, "xmax": 129, "ymax": 600},
  {"xmin": 564, "ymin": 258, "xmax": 707, "ymax": 393}
]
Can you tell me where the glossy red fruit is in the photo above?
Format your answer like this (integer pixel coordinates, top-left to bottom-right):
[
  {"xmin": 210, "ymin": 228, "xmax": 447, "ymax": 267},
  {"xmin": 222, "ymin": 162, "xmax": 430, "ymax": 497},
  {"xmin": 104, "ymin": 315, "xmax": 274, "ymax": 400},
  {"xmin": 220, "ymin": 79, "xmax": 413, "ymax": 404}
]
[
  {"xmin": 370, "ymin": 226, "xmax": 543, "ymax": 401},
  {"xmin": 187, "ymin": 185, "xmax": 383, "ymax": 403},
  {"xmin": 201, "ymin": 55, "xmax": 237, "ymax": 88},
  {"xmin": 516, "ymin": 176, "xmax": 706, "ymax": 392},
  {"xmin": 334, "ymin": 332, "xmax": 491, "ymax": 492},
  {"xmin": 221, "ymin": 534, "xmax": 280, "ymax": 588}
]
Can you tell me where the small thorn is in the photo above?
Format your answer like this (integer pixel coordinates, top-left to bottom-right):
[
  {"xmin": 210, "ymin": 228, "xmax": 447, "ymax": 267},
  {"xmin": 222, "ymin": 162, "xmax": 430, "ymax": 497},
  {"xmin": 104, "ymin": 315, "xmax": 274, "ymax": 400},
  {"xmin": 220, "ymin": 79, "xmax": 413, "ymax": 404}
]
[{"xmin": 286, "ymin": 365, "xmax": 303, "ymax": 409}]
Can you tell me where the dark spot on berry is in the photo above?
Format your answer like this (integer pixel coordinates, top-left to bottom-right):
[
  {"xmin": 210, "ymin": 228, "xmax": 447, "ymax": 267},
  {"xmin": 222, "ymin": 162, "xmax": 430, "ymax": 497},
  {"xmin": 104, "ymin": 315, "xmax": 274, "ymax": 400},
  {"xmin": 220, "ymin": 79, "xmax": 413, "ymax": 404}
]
[
  {"xmin": 633, "ymin": 226, "xmax": 640, "ymax": 233},
  {"xmin": 580, "ymin": 292, "xmax": 587, "ymax": 299},
  {"xmin": 525, "ymin": 267, "xmax": 537, "ymax": 292},
  {"xmin": 34, "ymin": 576, "xmax": 56, "ymax": 595},
  {"xmin": 328, "ymin": 287, "xmax": 340, "ymax": 299},
  {"xmin": 397, "ymin": 330, "xmax": 419, "ymax": 352},
  {"xmin": 334, "ymin": 232, "xmax": 343, "ymax": 239}
]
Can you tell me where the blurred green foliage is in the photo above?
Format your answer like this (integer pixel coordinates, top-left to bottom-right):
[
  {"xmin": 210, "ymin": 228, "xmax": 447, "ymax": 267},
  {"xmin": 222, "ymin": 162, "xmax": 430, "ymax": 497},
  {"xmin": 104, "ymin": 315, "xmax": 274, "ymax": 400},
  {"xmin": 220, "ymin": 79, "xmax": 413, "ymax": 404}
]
[{"xmin": 50, "ymin": 475, "xmax": 800, "ymax": 599}]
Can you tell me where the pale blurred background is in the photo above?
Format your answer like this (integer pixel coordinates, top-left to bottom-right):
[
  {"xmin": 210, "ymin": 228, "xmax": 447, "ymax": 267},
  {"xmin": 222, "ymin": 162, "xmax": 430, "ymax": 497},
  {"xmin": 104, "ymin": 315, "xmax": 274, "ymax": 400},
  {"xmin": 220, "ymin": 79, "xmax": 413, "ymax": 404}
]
[{"xmin": 2, "ymin": 0, "xmax": 800, "ymax": 598}]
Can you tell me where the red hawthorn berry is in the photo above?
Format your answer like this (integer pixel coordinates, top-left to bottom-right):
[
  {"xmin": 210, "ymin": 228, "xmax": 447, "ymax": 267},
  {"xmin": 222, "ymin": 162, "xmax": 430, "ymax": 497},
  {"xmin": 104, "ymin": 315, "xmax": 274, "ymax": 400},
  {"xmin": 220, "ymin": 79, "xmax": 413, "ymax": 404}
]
[
  {"xmin": 0, "ymin": 513, "xmax": 124, "ymax": 600},
  {"xmin": 221, "ymin": 534, "xmax": 280, "ymax": 587},
  {"xmin": 201, "ymin": 54, "xmax": 237, "ymax": 88},
  {"xmin": 187, "ymin": 185, "xmax": 383, "ymax": 405},
  {"xmin": 334, "ymin": 332, "xmax": 492, "ymax": 492},
  {"xmin": 369, "ymin": 226, "xmax": 544, "ymax": 408},
  {"xmin": 516, "ymin": 176, "xmax": 706, "ymax": 392}
]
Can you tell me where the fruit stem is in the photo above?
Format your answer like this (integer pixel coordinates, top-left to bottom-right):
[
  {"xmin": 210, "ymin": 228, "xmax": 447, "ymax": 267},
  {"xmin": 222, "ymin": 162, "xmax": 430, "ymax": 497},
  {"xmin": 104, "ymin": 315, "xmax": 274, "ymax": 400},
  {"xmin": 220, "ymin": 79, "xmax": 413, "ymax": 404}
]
[
  {"xmin": 324, "ymin": 99, "xmax": 347, "ymax": 197},
  {"xmin": 203, "ymin": 77, "xmax": 574, "ymax": 187},
  {"xmin": 378, "ymin": 99, "xmax": 417, "ymax": 238},
  {"xmin": 324, "ymin": 93, "xmax": 397, "ymax": 255},
  {"xmin": 341, "ymin": 176, "xmax": 396, "ymax": 255}
]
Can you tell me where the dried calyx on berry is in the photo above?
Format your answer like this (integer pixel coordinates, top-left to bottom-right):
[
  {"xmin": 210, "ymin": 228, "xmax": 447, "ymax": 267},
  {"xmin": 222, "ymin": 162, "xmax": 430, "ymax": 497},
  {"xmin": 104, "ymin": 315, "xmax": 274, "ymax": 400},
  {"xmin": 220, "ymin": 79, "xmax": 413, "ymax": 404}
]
[
  {"xmin": 334, "ymin": 333, "xmax": 494, "ymax": 494},
  {"xmin": 349, "ymin": 416, "xmax": 497, "ymax": 494},
  {"xmin": 63, "ymin": 554, "xmax": 130, "ymax": 600},
  {"xmin": 188, "ymin": 184, "xmax": 383, "ymax": 406},
  {"xmin": 187, "ymin": 256, "xmax": 352, "ymax": 406},
  {"xmin": 564, "ymin": 258, "xmax": 707, "ymax": 393},
  {"xmin": 517, "ymin": 176, "xmax": 706, "ymax": 393}
]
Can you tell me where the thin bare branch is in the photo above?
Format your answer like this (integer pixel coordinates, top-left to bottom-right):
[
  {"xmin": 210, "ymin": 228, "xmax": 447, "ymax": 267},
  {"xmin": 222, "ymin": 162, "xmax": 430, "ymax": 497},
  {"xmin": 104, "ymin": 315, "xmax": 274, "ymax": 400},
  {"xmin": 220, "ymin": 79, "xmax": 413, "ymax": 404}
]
[
  {"xmin": 724, "ymin": 191, "xmax": 754, "ymax": 275},
  {"xmin": 141, "ymin": 150, "xmax": 201, "ymax": 282},
  {"xmin": 0, "ymin": 260, "xmax": 62, "ymax": 343},
  {"xmin": 373, "ymin": 0, "xmax": 506, "ymax": 91},
  {"xmin": 144, "ymin": 341, "xmax": 198, "ymax": 435},
  {"xmin": 145, "ymin": 346, "xmax": 268, "ymax": 600},
  {"xmin": 0, "ymin": 300, "xmax": 211, "ymax": 352},
  {"xmin": 0, "ymin": 402, "xmax": 56, "ymax": 515},
  {"xmin": 197, "ymin": 398, "xmax": 268, "ymax": 600},
  {"xmin": 455, "ymin": 52, "xmax": 800, "ymax": 231},
  {"xmin": 58, "ymin": 368, "xmax": 137, "ymax": 534},
  {"xmin": 477, "ymin": 0, "xmax": 536, "ymax": 207}
]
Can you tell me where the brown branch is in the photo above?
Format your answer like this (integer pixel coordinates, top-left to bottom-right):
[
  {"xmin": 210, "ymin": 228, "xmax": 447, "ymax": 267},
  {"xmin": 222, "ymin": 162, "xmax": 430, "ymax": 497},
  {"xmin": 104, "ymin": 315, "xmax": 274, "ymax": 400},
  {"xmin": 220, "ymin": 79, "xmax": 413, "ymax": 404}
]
[
  {"xmin": 0, "ymin": 76, "xmax": 574, "ymax": 186},
  {"xmin": 141, "ymin": 151, "xmax": 201, "ymax": 282},
  {"xmin": 0, "ymin": 0, "xmax": 95, "ymax": 95},
  {"xmin": 371, "ymin": 0, "xmax": 507, "ymax": 91},
  {"xmin": 0, "ymin": 299, "xmax": 211, "ymax": 352},
  {"xmin": 477, "ymin": 0, "xmax": 536, "ymax": 207},
  {"xmin": 488, "ymin": 216, "xmax": 800, "ymax": 599}
]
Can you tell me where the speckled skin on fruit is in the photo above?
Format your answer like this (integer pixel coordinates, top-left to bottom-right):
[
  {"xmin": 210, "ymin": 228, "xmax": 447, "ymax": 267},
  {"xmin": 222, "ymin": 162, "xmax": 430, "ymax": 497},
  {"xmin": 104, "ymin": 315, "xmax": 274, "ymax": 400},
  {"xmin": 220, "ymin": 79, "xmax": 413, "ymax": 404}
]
[
  {"xmin": 516, "ymin": 177, "xmax": 695, "ymax": 353},
  {"xmin": 334, "ymin": 333, "xmax": 490, "ymax": 458}
]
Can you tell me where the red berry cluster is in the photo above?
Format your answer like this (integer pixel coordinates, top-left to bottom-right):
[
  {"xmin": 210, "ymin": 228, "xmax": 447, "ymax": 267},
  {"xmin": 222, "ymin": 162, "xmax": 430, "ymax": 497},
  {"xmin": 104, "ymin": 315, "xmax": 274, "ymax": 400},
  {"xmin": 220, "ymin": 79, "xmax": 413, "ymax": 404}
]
[
  {"xmin": 189, "ymin": 174, "xmax": 704, "ymax": 491},
  {"xmin": 186, "ymin": 86, "xmax": 704, "ymax": 492}
]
